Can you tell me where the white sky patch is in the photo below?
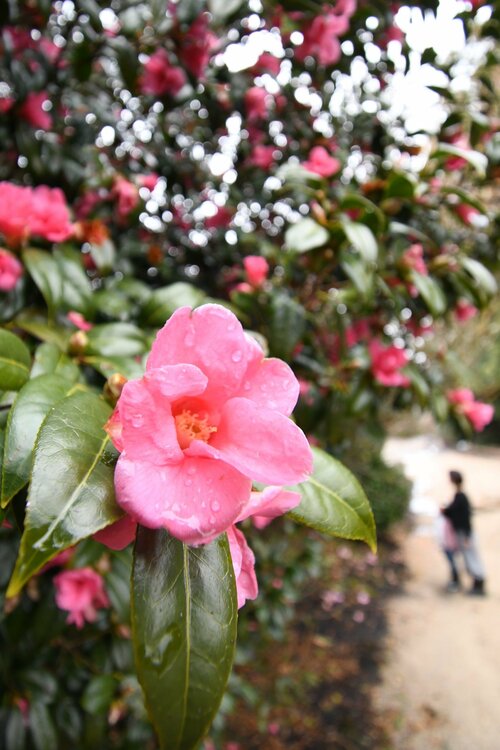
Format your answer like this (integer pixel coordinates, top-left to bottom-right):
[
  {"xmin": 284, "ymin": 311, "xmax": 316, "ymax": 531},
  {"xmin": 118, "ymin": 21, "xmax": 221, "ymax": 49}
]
[{"xmin": 224, "ymin": 30, "xmax": 284, "ymax": 72}]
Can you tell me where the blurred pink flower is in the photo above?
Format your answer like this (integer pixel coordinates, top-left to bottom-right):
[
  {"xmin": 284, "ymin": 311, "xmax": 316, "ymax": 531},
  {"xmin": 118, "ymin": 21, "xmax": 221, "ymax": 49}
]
[
  {"xmin": 402, "ymin": 243, "xmax": 428, "ymax": 276},
  {"xmin": 53, "ymin": 568, "xmax": 109, "ymax": 628},
  {"xmin": 295, "ymin": 2, "xmax": 355, "ymax": 65},
  {"xmin": 0, "ymin": 98, "xmax": 14, "ymax": 114},
  {"xmin": 113, "ymin": 177, "xmax": 140, "ymax": 219},
  {"xmin": 178, "ymin": 13, "xmax": 218, "ymax": 79},
  {"xmin": 29, "ymin": 186, "xmax": 73, "ymax": 242},
  {"xmin": 0, "ymin": 182, "xmax": 33, "ymax": 244},
  {"xmin": 244, "ymin": 87, "xmax": 269, "ymax": 120},
  {"xmin": 243, "ymin": 255, "xmax": 269, "ymax": 288},
  {"xmin": 19, "ymin": 91, "xmax": 52, "ymax": 130},
  {"xmin": 454, "ymin": 203, "xmax": 482, "ymax": 226},
  {"xmin": 67, "ymin": 311, "xmax": 93, "ymax": 331},
  {"xmin": 106, "ymin": 304, "xmax": 312, "ymax": 545},
  {"xmin": 445, "ymin": 132, "xmax": 471, "ymax": 170},
  {"xmin": 139, "ymin": 50, "xmax": 186, "ymax": 96},
  {"xmin": 248, "ymin": 144, "xmax": 276, "ymax": 170},
  {"xmin": 369, "ymin": 340, "xmax": 410, "ymax": 387},
  {"xmin": 252, "ymin": 53, "xmax": 281, "ymax": 75},
  {"xmin": 205, "ymin": 206, "xmax": 232, "ymax": 229},
  {"xmin": 447, "ymin": 388, "xmax": 494, "ymax": 432},
  {"xmin": 302, "ymin": 146, "xmax": 341, "ymax": 177},
  {"xmin": 454, "ymin": 299, "xmax": 478, "ymax": 323},
  {"xmin": 0, "ymin": 248, "xmax": 23, "ymax": 291}
]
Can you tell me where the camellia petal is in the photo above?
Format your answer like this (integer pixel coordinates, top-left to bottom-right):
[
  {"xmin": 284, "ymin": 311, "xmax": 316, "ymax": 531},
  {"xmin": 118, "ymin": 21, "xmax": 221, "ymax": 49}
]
[
  {"xmin": 237, "ymin": 486, "xmax": 302, "ymax": 527},
  {"xmin": 114, "ymin": 455, "xmax": 252, "ymax": 545},
  {"xmin": 235, "ymin": 358, "xmax": 300, "ymax": 416},
  {"xmin": 146, "ymin": 305, "xmax": 253, "ymax": 406},
  {"xmin": 93, "ymin": 515, "xmax": 137, "ymax": 550},
  {"xmin": 227, "ymin": 525, "xmax": 258, "ymax": 608},
  {"xmin": 212, "ymin": 397, "xmax": 312, "ymax": 485}
]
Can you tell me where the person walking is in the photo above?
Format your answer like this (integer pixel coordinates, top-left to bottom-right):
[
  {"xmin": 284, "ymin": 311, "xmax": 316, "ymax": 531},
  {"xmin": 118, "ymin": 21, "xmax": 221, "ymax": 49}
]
[{"xmin": 441, "ymin": 470, "xmax": 486, "ymax": 595}]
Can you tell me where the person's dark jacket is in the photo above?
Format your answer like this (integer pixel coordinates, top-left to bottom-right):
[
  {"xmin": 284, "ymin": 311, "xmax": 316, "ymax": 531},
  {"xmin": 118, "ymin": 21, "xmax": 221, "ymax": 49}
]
[{"xmin": 442, "ymin": 491, "xmax": 472, "ymax": 535}]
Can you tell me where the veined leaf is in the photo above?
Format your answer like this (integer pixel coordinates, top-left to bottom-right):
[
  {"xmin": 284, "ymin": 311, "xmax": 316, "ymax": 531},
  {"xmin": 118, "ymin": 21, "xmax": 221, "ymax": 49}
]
[
  {"xmin": 1, "ymin": 374, "xmax": 79, "ymax": 507},
  {"xmin": 132, "ymin": 528, "xmax": 237, "ymax": 750},
  {"xmin": 30, "ymin": 342, "xmax": 80, "ymax": 383},
  {"xmin": 23, "ymin": 249, "xmax": 63, "ymax": 318},
  {"xmin": 86, "ymin": 323, "xmax": 148, "ymax": 358},
  {"xmin": 7, "ymin": 391, "xmax": 122, "ymax": 596},
  {"xmin": 288, "ymin": 447, "xmax": 376, "ymax": 552},
  {"xmin": 410, "ymin": 273, "xmax": 446, "ymax": 316},
  {"xmin": 139, "ymin": 283, "xmax": 206, "ymax": 328},
  {"xmin": 0, "ymin": 329, "xmax": 31, "ymax": 391},
  {"xmin": 285, "ymin": 218, "xmax": 329, "ymax": 253},
  {"xmin": 341, "ymin": 218, "xmax": 378, "ymax": 262}
]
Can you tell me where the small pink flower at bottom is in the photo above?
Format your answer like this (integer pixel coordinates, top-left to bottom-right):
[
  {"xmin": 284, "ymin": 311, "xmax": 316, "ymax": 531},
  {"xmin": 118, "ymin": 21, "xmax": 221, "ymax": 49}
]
[
  {"xmin": 454, "ymin": 299, "xmax": 478, "ymax": 323},
  {"xmin": 53, "ymin": 568, "xmax": 109, "ymax": 628},
  {"xmin": 369, "ymin": 340, "xmax": 410, "ymax": 387},
  {"xmin": 0, "ymin": 248, "xmax": 23, "ymax": 291},
  {"xmin": 447, "ymin": 388, "xmax": 494, "ymax": 432},
  {"xmin": 106, "ymin": 304, "xmax": 312, "ymax": 546},
  {"xmin": 243, "ymin": 256, "xmax": 269, "ymax": 288}
]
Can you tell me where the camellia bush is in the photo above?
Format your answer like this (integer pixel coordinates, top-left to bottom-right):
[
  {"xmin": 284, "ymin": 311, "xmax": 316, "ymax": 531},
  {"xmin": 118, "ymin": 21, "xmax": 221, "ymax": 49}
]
[{"xmin": 0, "ymin": 0, "xmax": 498, "ymax": 747}]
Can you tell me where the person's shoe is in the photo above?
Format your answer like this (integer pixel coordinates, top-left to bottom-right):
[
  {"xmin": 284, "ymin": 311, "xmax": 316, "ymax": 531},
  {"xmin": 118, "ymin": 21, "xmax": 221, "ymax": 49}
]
[
  {"xmin": 468, "ymin": 579, "xmax": 486, "ymax": 596},
  {"xmin": 445, "ymin": 581, "xmax": 460, "ymax": 593}
]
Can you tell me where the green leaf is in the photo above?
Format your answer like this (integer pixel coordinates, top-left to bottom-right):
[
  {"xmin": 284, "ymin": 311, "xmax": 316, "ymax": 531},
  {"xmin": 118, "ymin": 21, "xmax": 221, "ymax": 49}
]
[
  {"xmin": 285, "ymin": 218, "xmax": 329, "ymax": 253},
  {"xmin": 81, "ymin": 675, "xmax": 116, "ymax": 715},
  {"xmin": 269, "ymin": 294, "xmax": 306, "ymax": 360},
  {"xmin": 288, "ymin": 447, "xmax": 376, "ymax": 552},
  {"xmin": 0, "ymin": 329, "xmax": 31, "ymax": 391},
  {"xmin": 13, "ymin": 314, "xmax": 70, "ymax": 350},
  {"xmin": 30, "ymin": 342, "xmax": 80, "ymax": 382},
  {"xmin": 82, "ymin": 354, "xmax": 145, "ymax": 380},
  {"xmin": 208, "ymin": 0, "xmax": 244, "ymax": 21},
  {"xmin": 54, "ymin": 246, "xmax": 93, "ymax": 316},
  {"xmin": 139, "ymin": 283, "xmax": 206, "ymax": 328},
  {"xmin": 132, "ymin": 528, "xmax": 237, "ymax": 750},
  {"xmin": 6, "ymin": 710, "xmax": 26, "ymax": 750},
  {"xmin": 461, "ymin": 257, "xmax": 497, "ymax": 297},
  {"xmin": 341, "ymin": 218, "xmax": 378, "ymax": 262},
  {"xmin": 29, "ymin": 703, "xmax": 57, "ymax": 750},
  {"xmin": 340, "ymin": 252, "xmax": 374, "ymax": 298},
  {"xmin": 1, "ymin": 374, "xmax": 78, "ymax": 507},
  {"xmin": 433, "ymin": 143, "xmax": 487, "ymax": 176},
  {"xmin": 86, "ymin": 323, "xmax": 148, "ymax": 358},
  {"xmin": 7, "ymin": 391, "xmax": 122, "ymax": 596},
  {"xmin": 410, "ymin": 273, "xmax": 446, "ymax": 316},
  {"xmin": 23, "ymin": 249, "xmax": 63, "ymax": 318},
  {"xmin": 384, "ymin": 172, "xmax": 416, "ymax": 200}
]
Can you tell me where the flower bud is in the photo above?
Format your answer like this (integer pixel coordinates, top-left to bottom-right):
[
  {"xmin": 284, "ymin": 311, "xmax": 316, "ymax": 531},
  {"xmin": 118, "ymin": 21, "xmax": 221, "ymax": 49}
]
[
  {"xmin": 68, "ymin": 330, "xmax": 89, "ymax": 356},
  {"xmin": 103, "ymin": 373, "xmax": 127, "ymax": 405}
]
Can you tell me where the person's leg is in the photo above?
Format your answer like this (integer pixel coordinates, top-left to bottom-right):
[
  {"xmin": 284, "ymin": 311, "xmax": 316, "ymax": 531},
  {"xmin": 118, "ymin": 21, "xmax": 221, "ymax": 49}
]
[
  {"xmin": 457, "ymin": 532, "xmax": 486, "ymax": 594},
  {"xmin": 443, "ymin": 549, "xmax": 460, "ymax": 591}
]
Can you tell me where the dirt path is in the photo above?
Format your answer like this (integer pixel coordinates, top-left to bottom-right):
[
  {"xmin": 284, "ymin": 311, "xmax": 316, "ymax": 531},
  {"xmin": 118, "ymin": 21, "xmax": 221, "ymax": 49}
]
[{"xmin": 373, "ymin": 436, "xmax": 500, "ymax": 750}]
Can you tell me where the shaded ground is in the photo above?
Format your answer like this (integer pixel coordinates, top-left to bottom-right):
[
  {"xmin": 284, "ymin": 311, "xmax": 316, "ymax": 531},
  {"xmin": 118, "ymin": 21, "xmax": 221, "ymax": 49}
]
[{"xmin": 373, "ymin": 436, "xmax": 500, "ymax": 750}]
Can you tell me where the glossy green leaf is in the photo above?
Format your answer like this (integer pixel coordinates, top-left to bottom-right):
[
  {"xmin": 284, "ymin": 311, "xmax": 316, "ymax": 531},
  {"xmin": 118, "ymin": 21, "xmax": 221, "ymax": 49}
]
[
  {"xmin": 461, "ymin": 257, "xmax": 497, "ymax": 297},
  {"xmin": 341, "ymin": 252, "xmax": 374, "ymax": 298},
  {"xmin": 29, "ymin": 703, "xmax": 57, "ymax": 750},
  {"xmin": 86, "ymin": 323, "xmax": 148, "ymax": 358},
  {"xmin": 23, "ymin": 249, "xmax": 63, "ymax": 318},
  {"xmin": 139, "ymin": 283, "xmax": 206, "ymax": 328},
  {"xmin": 434, "ymin": 143, "xmax": 487, "ymax": 176},
  {"xmin": 7, "ymin": 391, "xmax": 122, "ymax": 596},
  {"xmin": 30, "ymin": 342, "xmax": 80, "ymax": 382},
  {"xmin": 81, "ymin": 675, "xmax": 116, "ymax": 715},
  {"xmin": 269, "ymin": 294, "xmax": 306, "ymax": 359},
  {"xmin": 0, "ymin": 329, "xmax": 31, "ymax": 391},
  {"xmin": 285, "ymin": 218, "xmax": 329, "ymax": 253},
  {"xmin": 14, "ymin": 314, "xmax": 70, "ymax": 350},
  {"xmin": 208, "ymin": 0, "xmax": 245, "ymax": 21},
  {"xmin": 82, "ymin": 354, "xmax": 145, "ymax": 380},
  {"xmin": 410, "ymin": 273, "xmax": 446, "ymax": 316},
  {"xmin": 341, "ymin": 218, "xmax": 378, "ymax": 262},
  {"xmin": 1, "ymin": 374, "xmax": 78, "ymax": 507},
  {"xmin": 132, "ymin": 528, "xmax": 237, "ymax": 750},
  {"xmin": 288, "ymin": 447, "xmax": 376, "ymax": 552},
  {"xmin": 54, "ymin": 246, "xmax": 93, "ymax": 316}
]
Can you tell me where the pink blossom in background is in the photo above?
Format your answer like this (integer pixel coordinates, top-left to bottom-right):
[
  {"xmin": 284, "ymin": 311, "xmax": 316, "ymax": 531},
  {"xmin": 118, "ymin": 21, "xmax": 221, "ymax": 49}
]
[
  {"xmin": 205, "ymin": 206, "xmax": 232, "ymax": 229},
  {"xmin": 295, "ymin": 2, "xmax": 355, "ymax": 66},
  {"xmin": 244, "ymin": 87, "xmax": 269, "ymax": 120},
  {"xmin": 378, "ymin": 23, "xmax": 405, "ymax": 48},
  {"xmin": 105, "ymin": 304, "xmax": 312, "ymax": 546},
  {"xmin": 243, "ymin": 256, "xmax": 269, "ymax": 288},
  {"xmin": 74, "ymin": 190, "xmax": 103, "ymax": 220},
  {"xmin": 0, "ymin": 182, "xmax": 33, "ymax": 244},
  {"xmin": 0, "ymin": 98, "xmax": 14, "ymax": 114},
  {"xmin": 345, "ymin": 318, "xmax": 371, "ymax": 347},
  {"xmin": 369, "ymin": 340, "xmax": 410, "ymax": 387},
  {"xmin": 138, "ymin": 173, "xmax": 160, "ymax": 191},
  {"xmin": 67, "ymin": 311, "xmax": 93, "ymax": 331},
  {"xmin": 53, "ymin": 568, "xmax": 109, "ymax": 628},
  {"xmin": 29, "ymin": 186, "xmax": 73, "ymax": 242},
  {"xmin": 402, "ymin": 243, "xmax": 428, "ymax": 276},
  {"xmin": 227, "ymin": 526, "xmax": 258, "ymax": 608},
  {"xmin": 139, "ymin": 50, "xmax": 186, "ymax": 96},
  {"xmin": 0, "ymin": 248, "xmax": 23, "ymax": 291},
  {"xmin": 113, "ymin": 177, "xmax": 140, "ymax": 219},
  {"xmin": 178, "ymin": 13, "xmax": 218, "ymax": 79},
  {"xmin": 454, "ymin": 299, "xmax": 478, "ymax": 323},
  {"xmin": 302, "ymin": 146, "xmax": 341, "ymax": 177},
  {"xmin": 252, "ymin": 53, "xmax": 282, "ymax": 75},
  {"xmin": 248, "ymin": 144, "xmax": 276, "ymax": 170},
  {"xmin": 447, "ymin": 388, "xmax": 494, "ymax": 432},
  {"xmin": 19, "ymin": 91, "xmax": 52, "ymax": 130},
  {"xmin": 454, "ymin": 203, "xmax": 482, "ymax": 226},
  {"xmin": 445, "ymin": 132, "xmax": 471, "ymax": 170}
]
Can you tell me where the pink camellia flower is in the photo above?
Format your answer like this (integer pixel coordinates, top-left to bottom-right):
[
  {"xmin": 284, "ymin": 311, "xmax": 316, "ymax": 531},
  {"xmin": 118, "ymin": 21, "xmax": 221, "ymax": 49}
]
[
  {"xmin": 19, "ymin": 91, "xmax": 52, "ymax": 130},
  {"xmin": 302, "ymin": 146, "xmax": 341, "ymax": 177},
  {"xmin": 445, "ymin": 132, "xmax": 471, "ymax": 171},
  {"xmin": 369, "ymin": 340, "xmax": 410, "ymax": 387},
  {"xmin": 252, "ymin": 53, "xmax": 282, "ymax": 75},
  {"xmin": 244, "ymin": 87, "xmax": 269, "ymax": 121},
  {"xmin": 243, "ymin": 256, "xmax": 269, "ymax": 288},
  {"xmin": 402, "ymin": 243, "xmax": 428, "ymax": 276},
  {"xmin": 113, "ymin": 176, "xmax": 140, "ymax": 219},
  {"xmin": 138, "ymin": 173, "xmax": 159, "ymax": 191},
  {"xmin": 205, "ymin": 206, "xmax": 232, "ymax": 230},
  {"xmin": 248, "ymin": 144, "xmax": 276, "ymax": 170},
  {"xmin": 454, "ymin": 203, "xmax": 482, "ymax": 227},
  {"xmin": 178, "ymin": 13, "xmax": 219, "ymax": 79},
  {"xmin": 454, "ymin": 299, "xmax": 478, "ymax": 323},
  {"xmin": 105, "ymin": 304, "xmax": 312, "ymax": 546},
  {"xmin": 447, "ymin": 388, "xmax": 494, "ymax": 432},
  {"xmin": 0, "ymin": 248, "xmax": 23, "ymax": 291},
  {"xmin": 139, "ymin": 50, "xmax": 186, "ymax": 97},
  {"xmin": 295, "ymin": 2, "xmax": 355, "ymax": 66},
  {"xmin": 53, "ymin": 568, "xmax": 109, "ymax": 628},
  {"xmin": 0, "ymin": 97, "xmax": 14, "ymax": 114},
  {"xmin": 227, "ymin": 526, "xmax": 258, "ymax": 608},
  {"xmin": 67, "ymin": 311, "xmax": 93, "ymax": 331},
  {"xmin": 29, "ymin": 186, "xmax": 73, "ymax": 242},
  {"xmin": 0, "ymin": 182, "xmax": 33, "ymax": 244}
]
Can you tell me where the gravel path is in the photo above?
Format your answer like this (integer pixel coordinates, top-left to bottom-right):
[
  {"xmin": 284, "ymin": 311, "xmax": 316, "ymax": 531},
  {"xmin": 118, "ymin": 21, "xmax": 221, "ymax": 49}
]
[{"xmin": 373, "ymin": 436, "xmax": 500, "ymax": 750}]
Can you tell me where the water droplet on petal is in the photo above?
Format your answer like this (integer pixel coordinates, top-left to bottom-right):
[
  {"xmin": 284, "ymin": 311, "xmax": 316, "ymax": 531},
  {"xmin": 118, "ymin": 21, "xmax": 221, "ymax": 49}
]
[
  {"xmin": 184, "ymin": 478, "xmax": 193, "ymax": 487},
  {"xmin": 232, "ymin": 350, "xmax": 242, "ymax": 363},
  {"xmin": 172, "ymin": 503, "xmax": 180, "ymax": 512},
  {"xmin": 243, "ymin": 381, "xmax": 251, "ymax": 391},
  {"xmin": 187, "ymin": 465, "xmax": 196, "ymax": 476},
  {"xmin": 131, "ymin": 413, "xmax": 144, "ymax": 428},
  {"xmin": 201, "ymin": 501, "xmax": 206, "ymax": 508},
  {"xmin": 211, "ymin": 501, "xmax": 220, "ymax": 512}
]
